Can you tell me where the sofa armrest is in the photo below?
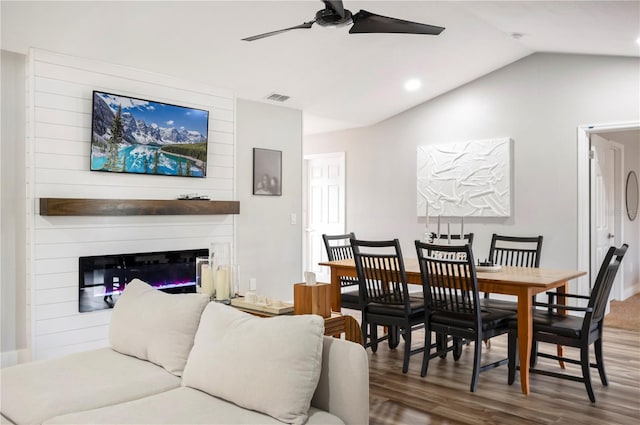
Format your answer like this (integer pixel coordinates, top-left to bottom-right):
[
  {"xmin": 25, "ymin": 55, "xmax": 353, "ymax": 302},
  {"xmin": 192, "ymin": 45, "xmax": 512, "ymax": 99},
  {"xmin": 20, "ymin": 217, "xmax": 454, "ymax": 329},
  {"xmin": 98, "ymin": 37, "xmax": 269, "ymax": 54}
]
[{"xmin": 312, "ymin": 337, "xmax": 369, "ymax": 425}]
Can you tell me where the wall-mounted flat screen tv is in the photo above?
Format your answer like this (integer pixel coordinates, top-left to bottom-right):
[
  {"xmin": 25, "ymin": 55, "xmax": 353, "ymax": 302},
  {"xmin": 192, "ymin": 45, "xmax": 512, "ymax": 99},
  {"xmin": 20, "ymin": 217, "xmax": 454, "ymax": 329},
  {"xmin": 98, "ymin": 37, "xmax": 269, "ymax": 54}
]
[{"xmin": 91, "ymin": 91, "xmax": 209, "ymax": 177}]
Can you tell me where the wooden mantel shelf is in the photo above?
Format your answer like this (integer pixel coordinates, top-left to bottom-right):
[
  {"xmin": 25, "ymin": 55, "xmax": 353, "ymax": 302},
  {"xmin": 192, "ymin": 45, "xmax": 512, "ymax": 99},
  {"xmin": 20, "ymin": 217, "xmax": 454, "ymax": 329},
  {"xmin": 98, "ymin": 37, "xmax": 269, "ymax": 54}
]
[{"xmin": 39, "ymin": 198, "xmax": 240, "ymax": 216}]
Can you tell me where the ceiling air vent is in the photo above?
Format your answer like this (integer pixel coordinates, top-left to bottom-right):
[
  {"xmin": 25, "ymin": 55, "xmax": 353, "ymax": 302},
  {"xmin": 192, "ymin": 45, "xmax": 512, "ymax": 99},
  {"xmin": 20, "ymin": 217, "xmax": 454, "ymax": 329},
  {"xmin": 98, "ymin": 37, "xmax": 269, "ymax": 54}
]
[{"xmin": 266, "ymin": 93, "xmax": 290, "ymax": 102}]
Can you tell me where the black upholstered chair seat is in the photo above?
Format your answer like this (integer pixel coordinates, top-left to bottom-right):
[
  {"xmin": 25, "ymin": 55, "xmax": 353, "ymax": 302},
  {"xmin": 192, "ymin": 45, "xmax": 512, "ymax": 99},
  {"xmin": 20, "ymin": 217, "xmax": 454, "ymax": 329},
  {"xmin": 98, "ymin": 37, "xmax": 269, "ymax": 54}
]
[
  {"xmin": 520, "ymin": 311, "xmax": 598, "ymax": 339},
  {"xmin": 367, "ymin": 298, "xmax": 425, "ymax": 317},
  {"xmin": 340, "ymin": 290, "xmax": 360, "ymax": 308},
  {"xmin": 432, "ymin": 308, "xmax": 515, "ymax": 331},
  {"xmin": 479, "ymin": 298, "xmax": 518, "ymax": 311}
]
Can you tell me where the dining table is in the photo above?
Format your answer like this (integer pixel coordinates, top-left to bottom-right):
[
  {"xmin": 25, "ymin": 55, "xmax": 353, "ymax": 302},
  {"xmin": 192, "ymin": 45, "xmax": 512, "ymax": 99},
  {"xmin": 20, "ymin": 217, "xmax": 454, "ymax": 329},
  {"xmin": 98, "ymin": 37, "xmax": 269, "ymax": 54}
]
[{"xmin": 318, "ymin": 257, "xmax": 586, "ymax": 395}]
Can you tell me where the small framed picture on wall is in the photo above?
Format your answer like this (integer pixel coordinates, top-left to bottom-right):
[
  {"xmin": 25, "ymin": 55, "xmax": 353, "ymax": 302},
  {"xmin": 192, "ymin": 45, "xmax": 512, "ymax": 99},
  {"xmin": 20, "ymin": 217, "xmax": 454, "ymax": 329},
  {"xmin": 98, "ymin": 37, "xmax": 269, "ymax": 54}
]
[{"xmin": 253, "ymin": 148, "xmax": 282, "ymax": 196}]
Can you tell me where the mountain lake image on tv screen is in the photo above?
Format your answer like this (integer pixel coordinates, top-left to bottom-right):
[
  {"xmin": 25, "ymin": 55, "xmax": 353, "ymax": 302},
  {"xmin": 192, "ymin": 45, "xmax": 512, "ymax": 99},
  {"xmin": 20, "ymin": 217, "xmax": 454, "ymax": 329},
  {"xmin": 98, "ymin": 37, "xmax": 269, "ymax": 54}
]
[{"xmin": 91, "ymin": 91, "xmax": 210, "ymax": 178}]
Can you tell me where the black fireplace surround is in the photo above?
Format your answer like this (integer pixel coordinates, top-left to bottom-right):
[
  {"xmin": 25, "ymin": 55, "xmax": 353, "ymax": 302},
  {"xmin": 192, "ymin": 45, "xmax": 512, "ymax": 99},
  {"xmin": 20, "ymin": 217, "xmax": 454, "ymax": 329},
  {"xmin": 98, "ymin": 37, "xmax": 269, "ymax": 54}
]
[{"xmin": 79, "ymin": 248, "xmax": 208, "ymax": 313}]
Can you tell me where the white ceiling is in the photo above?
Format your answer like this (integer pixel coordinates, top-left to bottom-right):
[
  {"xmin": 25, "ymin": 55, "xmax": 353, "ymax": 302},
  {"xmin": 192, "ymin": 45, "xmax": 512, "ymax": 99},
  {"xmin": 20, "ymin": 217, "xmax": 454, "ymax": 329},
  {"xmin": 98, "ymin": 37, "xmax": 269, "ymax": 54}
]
[{"xmin": 2, "ymin": 1, "xmax": 639, "ymax": 134}]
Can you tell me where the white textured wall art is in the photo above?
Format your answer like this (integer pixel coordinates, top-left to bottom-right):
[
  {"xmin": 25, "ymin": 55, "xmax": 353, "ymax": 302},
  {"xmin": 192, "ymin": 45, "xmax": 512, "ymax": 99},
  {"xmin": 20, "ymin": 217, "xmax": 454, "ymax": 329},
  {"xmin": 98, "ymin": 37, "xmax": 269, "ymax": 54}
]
[{"xmin": 417, "ymin": 138, "xmax": 512, "ymax": 217}]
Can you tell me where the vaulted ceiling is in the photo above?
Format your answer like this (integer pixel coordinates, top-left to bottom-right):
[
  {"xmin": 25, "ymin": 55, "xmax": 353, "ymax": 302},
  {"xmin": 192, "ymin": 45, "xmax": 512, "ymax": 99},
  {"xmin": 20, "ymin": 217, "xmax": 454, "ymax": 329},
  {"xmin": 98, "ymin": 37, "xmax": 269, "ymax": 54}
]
[{"xmin": 2, "ymin": 1, "xmax": 639, "ymax": 134}]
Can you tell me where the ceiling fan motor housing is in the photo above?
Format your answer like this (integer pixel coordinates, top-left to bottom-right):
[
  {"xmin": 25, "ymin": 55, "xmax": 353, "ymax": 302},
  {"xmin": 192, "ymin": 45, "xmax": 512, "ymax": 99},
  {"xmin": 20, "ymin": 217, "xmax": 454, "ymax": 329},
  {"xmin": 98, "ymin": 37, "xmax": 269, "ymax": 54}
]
[{"xmin": 315, "ymin": 7, "xmax": 353, "ymax": 27}]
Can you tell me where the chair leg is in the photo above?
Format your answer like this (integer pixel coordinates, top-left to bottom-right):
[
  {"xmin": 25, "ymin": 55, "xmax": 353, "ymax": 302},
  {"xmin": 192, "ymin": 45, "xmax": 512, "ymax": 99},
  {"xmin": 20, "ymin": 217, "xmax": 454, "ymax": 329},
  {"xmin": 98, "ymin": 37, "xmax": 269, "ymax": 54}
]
[
  {"xmin": 581, "ymin": 346, "xmax": 596, "ymax": 402},
  {"xmin": 470, "ymin": 336, "xmax": 482, "ymax": 392},
  {"xmin": 361, "ymin": 322, "xmax": 368, "ymax": 344},
  {"xmin": 453, "ymin": 337, "xmax": 463, "ymax": 361},
  {"xmin": 389, "ymin": 326, "xmax": 400, "ymax": 349},
  {"xmin": 402, "ymin": 327, "xmax": 411, "ymax": 374},
  {"xmin": 530, "ymin": 341, "xmax": 539, "ymax": 368},
  {"xmin": 421, "ymin": 324, "xmax": 433, "ymax": 377},
  {"xmin": 361, "ymin": 320, "xmax": 369, "ymax": 348},
  {"xmin": 508, "ymin": 330, "xmax": 518, "ymax": 385},
  {"xmin": 594, "ymin": 337, "xmax": 608, "ymax": 386},
  {"xmin": 370, "ymin": 323, "xmax": 379, "ymax": 353},
  {"xmin": 437, "ymin": 333, "xmax": 448, "ymax": 359}
]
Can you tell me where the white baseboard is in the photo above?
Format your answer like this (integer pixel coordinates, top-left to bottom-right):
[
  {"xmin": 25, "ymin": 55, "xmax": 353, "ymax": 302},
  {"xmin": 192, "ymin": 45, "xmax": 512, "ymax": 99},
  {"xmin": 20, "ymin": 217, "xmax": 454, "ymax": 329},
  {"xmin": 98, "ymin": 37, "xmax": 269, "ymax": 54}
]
[
  {"xmin": 623, "ymin": 282, "xmax": 640, "ymax": 300},
  {"xmin": 1, "ymin": 348, "xmax": 30, "ymax": 367}
]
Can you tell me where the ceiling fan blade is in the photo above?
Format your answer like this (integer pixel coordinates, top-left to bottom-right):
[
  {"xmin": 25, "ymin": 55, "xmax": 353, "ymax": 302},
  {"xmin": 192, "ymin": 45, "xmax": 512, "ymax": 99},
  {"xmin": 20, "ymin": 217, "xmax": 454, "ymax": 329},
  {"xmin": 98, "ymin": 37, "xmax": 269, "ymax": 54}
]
[
  {"xmin": 242, "ymin": 21, "xmax": 315, "ymax": 42},
  {"xmin": 322, "ymin": 0, "xmax": 345, "ymax": 18},
  {"xmin": 350, "ymin": 10, "xmax": 445, "ymax": 35}
]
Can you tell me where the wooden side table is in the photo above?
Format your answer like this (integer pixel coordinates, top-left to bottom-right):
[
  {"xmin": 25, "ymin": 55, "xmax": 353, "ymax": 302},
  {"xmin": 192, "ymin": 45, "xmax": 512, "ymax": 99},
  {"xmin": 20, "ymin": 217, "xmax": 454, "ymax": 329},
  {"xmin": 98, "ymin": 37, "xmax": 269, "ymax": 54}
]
[{"xmin": 323, "ymin": 314, "xmax": 363, "ymax": 345}]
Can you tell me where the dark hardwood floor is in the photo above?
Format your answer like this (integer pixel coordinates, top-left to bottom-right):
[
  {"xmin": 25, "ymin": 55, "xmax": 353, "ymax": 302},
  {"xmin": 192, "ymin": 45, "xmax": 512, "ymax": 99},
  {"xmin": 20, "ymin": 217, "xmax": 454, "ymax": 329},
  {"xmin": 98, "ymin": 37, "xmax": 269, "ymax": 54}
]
[{"xmin": 345, "ymin": 311, "xmax": 640, "ymax": 424}]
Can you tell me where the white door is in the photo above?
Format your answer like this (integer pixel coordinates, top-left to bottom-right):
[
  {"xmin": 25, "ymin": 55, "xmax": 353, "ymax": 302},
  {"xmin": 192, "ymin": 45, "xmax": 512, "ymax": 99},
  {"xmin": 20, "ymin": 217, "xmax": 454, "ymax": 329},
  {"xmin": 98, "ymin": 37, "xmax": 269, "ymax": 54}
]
[
  {"xmin": 590, "ymin": 134, "xmax": 621, "ymax": 299},
  {"xmin": 304, "ymin": 153, "xmax": 346, "ymax": 284}
]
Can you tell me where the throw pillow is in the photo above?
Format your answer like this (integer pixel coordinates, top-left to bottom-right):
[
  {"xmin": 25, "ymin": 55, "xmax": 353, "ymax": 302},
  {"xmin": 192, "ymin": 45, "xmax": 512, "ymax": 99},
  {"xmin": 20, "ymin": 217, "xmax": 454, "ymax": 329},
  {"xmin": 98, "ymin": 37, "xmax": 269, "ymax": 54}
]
[
  {"xmin": 182, "ymin": 302, "xmax": 324, "ymax": 425},
  {"xmin": 109, "ymin": 279, "xmax": 210, "ymax": 376}
]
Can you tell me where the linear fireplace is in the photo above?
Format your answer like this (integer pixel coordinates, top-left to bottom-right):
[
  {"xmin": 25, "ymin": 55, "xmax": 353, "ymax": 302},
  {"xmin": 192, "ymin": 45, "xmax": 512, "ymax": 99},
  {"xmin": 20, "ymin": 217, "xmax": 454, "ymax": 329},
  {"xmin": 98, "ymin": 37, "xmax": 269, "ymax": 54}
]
[{"xmin": 79, "ymin": 248, "xmax": 208, "ymax": 313}]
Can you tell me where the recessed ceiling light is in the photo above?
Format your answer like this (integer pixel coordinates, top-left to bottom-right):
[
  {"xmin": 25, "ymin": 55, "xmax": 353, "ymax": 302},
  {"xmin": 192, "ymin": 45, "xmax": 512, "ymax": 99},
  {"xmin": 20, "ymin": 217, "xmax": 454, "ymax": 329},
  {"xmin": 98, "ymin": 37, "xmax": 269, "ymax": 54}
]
[{"xmin": 404, "ymin": 79, "xmax": 422, "ymax": 92}]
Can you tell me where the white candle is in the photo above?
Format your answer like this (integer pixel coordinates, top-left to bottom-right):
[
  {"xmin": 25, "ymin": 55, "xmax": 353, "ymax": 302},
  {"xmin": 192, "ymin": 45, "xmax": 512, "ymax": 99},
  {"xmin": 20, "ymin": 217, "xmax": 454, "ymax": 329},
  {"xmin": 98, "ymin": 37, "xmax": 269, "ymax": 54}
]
[
  {"xmin": 425, "ymin": 202, "xmax": 429, "ymax": 229},
  {"xmin": 437, "ymin": 215, "xmax": 441, "ymax": 239},
  {"xmin": 215, "ymin": 266, "xmax": 230, "ymax": 300},
  {"xmin": 460, "ymin": 216, "xmax": 464, "ymax": 239},
  {"xmin": 201, "ymin": 265, "xmax": 214, "ymax": 297}
]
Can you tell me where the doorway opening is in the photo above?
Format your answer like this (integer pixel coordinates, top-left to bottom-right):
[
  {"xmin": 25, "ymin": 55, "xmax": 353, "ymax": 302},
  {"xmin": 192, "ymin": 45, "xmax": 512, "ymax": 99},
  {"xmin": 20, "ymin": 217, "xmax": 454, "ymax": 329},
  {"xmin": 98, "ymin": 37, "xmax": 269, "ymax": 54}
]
[{"xmin": 577, "ymin": 122, "xmax": 640, "ymax": 301}]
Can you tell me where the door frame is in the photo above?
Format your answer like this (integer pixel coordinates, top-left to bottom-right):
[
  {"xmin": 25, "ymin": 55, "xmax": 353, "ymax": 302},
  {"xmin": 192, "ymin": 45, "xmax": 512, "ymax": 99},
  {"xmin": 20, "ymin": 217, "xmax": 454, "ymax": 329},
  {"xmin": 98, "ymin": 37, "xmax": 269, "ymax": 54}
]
[
  {"xmin": 577, "ymin": 121, "xmax": 638, "ymax": 298},
  {"xmin": 302, "ymin": 152, "xmax": 346, "ymax": 275}
]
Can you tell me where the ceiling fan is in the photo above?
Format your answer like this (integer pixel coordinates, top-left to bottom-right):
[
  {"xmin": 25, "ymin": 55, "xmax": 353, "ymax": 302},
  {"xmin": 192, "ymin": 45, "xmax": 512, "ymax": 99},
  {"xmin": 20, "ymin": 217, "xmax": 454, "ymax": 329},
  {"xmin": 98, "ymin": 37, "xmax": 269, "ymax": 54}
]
[{"xmin": 242, "ymin": 0, "xmax": 445, "ymax": 41}]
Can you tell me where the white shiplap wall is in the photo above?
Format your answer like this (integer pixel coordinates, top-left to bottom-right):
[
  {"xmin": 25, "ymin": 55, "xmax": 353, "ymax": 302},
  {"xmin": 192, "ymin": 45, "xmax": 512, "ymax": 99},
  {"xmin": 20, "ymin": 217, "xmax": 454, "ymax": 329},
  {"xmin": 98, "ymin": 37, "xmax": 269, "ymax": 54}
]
[{"xmin": 26, "ymin": 49, "xmax": 236, "ymax": 360}]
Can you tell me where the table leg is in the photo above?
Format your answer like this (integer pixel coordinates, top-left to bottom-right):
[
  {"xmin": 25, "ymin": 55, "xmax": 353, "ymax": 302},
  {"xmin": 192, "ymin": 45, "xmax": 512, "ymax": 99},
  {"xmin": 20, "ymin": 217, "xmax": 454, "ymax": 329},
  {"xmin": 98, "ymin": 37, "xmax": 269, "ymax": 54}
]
[
  {"xmin": 517, "ymin": 288, "xmax": 534, "ymax": 395},
  {"xmin": 330, "ymin": 267, "xmax": 341, "ymax": 312},
  {"xmin": 556, "ymin": 282, "xmax": 569, "ymax": 369}
]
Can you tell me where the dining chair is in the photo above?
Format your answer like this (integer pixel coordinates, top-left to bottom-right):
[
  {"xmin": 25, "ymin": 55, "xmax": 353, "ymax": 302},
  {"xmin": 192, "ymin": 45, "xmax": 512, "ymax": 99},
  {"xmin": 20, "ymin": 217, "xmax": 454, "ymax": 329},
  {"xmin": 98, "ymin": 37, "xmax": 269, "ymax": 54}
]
[
  {"xmin": 482, "ymin": 234, "xmax": 543, "ymax": 311},
  {"xmin": 508, "ymin": 244, "xmax": 628, "ymax": 402},
  {"xmin": 322, "ymin": 233, "xmax": 359, "ymax": 310},
  {"xmin": 412, "ymin": 233, "xmax": 474, "ymax": 299},
  {"xmin": 429, "ymin": 232, "xmax": 475, "ymax": 247},
  {"xmin": 489, "ymin": 234, "xmax": 543, "ymax": 267},
  {"xmin": 415, "ymin": 241, "xmax": 514, "ymax": 392},
  {"xmin": 351, "ymin": 238, "xmax": 426, "ymax": 373}
]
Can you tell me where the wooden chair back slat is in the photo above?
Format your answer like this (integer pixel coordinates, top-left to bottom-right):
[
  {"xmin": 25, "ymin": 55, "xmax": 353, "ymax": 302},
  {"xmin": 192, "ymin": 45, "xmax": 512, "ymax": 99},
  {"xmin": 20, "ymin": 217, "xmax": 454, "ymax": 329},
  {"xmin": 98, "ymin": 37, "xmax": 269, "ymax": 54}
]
[
  {"xmin": 323, "ymin": 233, "xmax": 358, "ymax": 288},
  {"xmin": 489, "ymin": 234, "xmax": 543, "ymax": 267},
  {"xmin": 416, "ymin": 243, "xmax": 479, "ymax": 322},
  {"xmin": 351, "ymin": 239, "xmax": 409, "ymax": 308}
]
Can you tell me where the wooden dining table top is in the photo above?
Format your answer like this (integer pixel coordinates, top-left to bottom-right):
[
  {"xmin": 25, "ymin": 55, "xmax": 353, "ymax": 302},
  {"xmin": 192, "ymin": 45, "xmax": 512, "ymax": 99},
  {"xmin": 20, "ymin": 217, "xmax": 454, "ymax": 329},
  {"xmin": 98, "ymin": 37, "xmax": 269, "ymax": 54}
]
[{"xmin": 319, "ymin": 257, "xmax": 586, "ymax": 291}]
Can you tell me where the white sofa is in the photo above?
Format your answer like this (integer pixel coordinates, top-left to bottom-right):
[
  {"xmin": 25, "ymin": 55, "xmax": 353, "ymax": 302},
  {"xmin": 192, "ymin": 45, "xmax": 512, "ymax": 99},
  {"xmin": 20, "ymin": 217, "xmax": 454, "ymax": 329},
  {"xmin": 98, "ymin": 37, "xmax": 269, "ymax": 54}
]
[{"xmin": 0, "ymin": 280, "xmax": 369, "ymax": 425}]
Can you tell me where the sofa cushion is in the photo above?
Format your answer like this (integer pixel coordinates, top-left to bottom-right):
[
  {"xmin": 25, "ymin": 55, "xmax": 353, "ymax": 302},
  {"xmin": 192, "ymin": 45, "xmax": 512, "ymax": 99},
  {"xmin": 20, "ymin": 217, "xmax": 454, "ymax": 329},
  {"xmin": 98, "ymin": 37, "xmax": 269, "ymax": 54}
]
[
  {"xmin": 109, "ymin": 278, "xmax": 210, "ymax": 376},
  {"xmin": 0, "ymin": 348, "xmax": 180, "ymax": 425},
  {"xmin": 42, "ymin": 387, "xmax": 344, "ymax": 425},
  {"xmin": 182, "ymin": 303, "xmax": 325, "ymax": 425}
]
